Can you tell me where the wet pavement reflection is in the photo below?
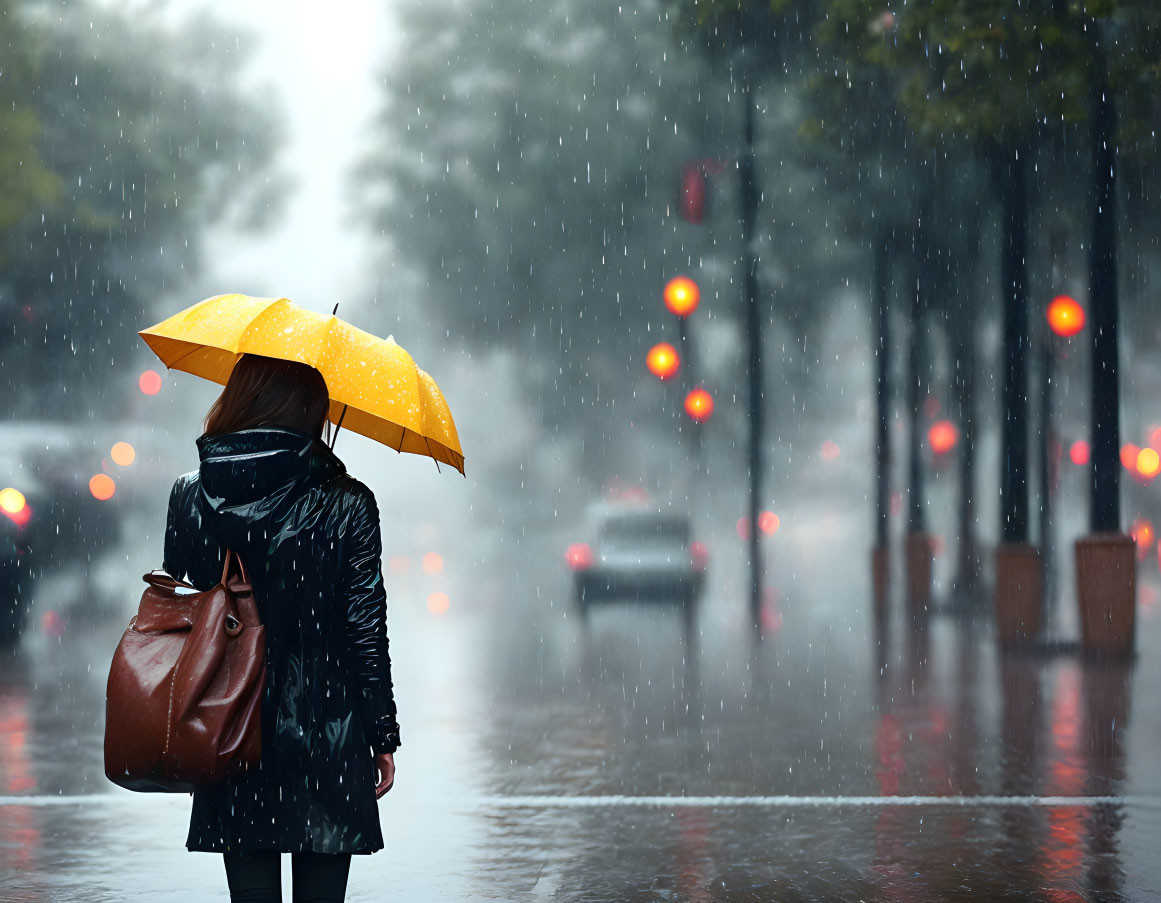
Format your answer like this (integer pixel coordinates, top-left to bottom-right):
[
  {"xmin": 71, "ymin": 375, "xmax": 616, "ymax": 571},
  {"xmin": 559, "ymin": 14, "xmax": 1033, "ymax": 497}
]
[{"xmin": 1, "ymin": 534, "xmax": 1160, "ymax": 901}]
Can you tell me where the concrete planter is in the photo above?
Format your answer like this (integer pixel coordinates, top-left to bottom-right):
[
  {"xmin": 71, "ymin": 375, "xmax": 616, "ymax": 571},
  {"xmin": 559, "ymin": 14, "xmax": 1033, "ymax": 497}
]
[
  {"xmin": 905, "ymin": 533, "xmax": 933, "ymax": 615},
  {"xmin": 1075, "ymin": 533, "xmax": 1136, "ymax": 657},
  {"xmin": 993, "ymin": 543, "xmax": 1043, "ymax": 645}
]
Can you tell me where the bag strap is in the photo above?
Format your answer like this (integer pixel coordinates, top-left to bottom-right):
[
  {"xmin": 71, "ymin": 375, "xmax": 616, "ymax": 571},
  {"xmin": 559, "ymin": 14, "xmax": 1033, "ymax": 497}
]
[{"xmin": 219, "ymin": 549, "xmax": 252, "ymax": 592}]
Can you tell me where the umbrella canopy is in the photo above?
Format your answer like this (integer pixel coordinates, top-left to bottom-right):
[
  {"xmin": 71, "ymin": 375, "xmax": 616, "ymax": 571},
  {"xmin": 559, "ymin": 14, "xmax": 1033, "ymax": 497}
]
[{"xmin": 140, "ymin": 294, "xmax": 464, "ymax": 475}]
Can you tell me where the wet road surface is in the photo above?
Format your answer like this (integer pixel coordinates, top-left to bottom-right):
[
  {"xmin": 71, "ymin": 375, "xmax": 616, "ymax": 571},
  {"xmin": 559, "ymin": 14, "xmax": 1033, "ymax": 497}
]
[{"xmin": 2, "ymin": 524, "xmax": 1160, "ymax": 902}]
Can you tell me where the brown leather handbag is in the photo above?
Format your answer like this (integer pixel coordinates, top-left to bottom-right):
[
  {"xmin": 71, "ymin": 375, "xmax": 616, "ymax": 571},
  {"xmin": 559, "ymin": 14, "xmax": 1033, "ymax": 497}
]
[{"xmin": 104, "ymin": 550, "xmax": 266, "ymax": 793}]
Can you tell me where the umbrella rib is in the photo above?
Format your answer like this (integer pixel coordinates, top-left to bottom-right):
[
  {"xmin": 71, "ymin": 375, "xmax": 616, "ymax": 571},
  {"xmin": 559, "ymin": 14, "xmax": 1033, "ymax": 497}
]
[{"xmin": 423, "ymin": 436, "xmax": 442, "ymax": 473}]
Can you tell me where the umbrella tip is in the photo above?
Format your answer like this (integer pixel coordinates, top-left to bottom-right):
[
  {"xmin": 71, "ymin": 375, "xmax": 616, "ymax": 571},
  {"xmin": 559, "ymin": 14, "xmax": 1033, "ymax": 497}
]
[{"xmin": 332, "ymin": 303, "xmax": 340, "ymax": 315}]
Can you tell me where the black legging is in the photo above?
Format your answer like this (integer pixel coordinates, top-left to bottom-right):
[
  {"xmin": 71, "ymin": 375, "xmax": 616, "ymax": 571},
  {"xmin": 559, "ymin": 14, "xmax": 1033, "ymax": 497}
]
[{"xmin": 222, "ymin": 850, "xmax": 352, "ymax": 903}]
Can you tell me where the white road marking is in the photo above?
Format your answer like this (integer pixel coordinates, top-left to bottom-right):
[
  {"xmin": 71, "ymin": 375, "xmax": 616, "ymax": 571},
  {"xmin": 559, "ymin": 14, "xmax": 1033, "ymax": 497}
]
[
  {"xmin": 0, "ymin": 793, "xmax": 1155, "ymax": 809},
  {"xmin": 475, "ymin": 794, "xmax": 1150, "ymax": 809}
]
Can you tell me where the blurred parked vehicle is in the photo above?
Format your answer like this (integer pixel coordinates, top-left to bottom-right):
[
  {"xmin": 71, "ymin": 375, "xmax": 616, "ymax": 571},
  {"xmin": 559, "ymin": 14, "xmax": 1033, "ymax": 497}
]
[
  {"xmin": 566, "ymin": 501, "xmax": 707, "ymax": 616},
  {"xmin": 0, "ymin": 423, "xmax": 129, "ymax": 645}
]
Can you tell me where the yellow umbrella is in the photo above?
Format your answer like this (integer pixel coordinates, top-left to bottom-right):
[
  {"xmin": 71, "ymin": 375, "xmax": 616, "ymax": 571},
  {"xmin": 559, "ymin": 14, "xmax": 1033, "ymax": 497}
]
[{"xmin": 140, "ymin": 293, "xmax": 464, "ymax": 475}]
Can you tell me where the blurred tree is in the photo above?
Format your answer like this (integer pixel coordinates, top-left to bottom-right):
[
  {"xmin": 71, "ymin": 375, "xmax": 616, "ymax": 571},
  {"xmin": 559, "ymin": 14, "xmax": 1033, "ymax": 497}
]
[
  {"xmin": 815, "ymin": 0, "xmax": 1161, "ymax": 555},
  {"xmin": 0, "ymin": 2, "xmax": 283, "ymax": 418},
  {"xmin": 360, "ymin": 0, "xmax": 745, "ymax": 480},
  {"xmin": 0, "ymin": 0, "xmax": 61, "ymax": 263}
]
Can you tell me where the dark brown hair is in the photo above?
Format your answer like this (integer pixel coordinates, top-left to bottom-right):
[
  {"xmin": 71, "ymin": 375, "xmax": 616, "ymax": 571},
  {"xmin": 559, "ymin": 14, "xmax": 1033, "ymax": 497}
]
[{"xmin": 203, "ymin": 354, "xmax": 330, "ymax": 439}]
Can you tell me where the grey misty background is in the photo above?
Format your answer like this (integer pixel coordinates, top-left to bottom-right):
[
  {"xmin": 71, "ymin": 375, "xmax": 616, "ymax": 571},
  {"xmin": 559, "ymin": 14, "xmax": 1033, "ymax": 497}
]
[{"xmin": 3, "ymin": 0, "xmax": 1161, "ymax": 608}]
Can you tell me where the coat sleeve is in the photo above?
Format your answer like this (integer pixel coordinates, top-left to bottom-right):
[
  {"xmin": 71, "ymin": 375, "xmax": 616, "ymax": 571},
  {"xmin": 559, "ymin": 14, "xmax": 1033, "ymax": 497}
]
[
  {"xmin": 342, "ymin": 487, "xmax": 401, "ymax": 755},
  {"xmin": 163, "ymin": 476, "xmax": 191, "ymax": 582}
]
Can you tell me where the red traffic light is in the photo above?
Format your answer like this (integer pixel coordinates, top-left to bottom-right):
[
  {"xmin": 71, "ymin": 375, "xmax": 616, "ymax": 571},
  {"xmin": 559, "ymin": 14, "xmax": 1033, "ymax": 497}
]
[
  {"xmin": 1047, "ymin": 295, "xmax": 1085, "ymax": 338},
  {"xmin": 684, "ymin": 387, "xmax": 713, "ymax": 422},
  {"xmin": 680, "ymin": 165, "xmax": 706, "ymax": 224},
  {"xmin": 664, "ymin": 277, "xmax": 700, "ymax": 317},
  {"xmin": 928, "ymin": 419, "xmax": 959, "ymax": 455},
  {"xmin": 646, "ymin": 342, "xmax": 680, "ymax": 381}
]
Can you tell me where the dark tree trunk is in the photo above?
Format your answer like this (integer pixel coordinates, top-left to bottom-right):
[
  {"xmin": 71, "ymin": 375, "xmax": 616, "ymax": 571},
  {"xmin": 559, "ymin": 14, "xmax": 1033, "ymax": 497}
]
[
  {"xmin": 740, "ymin": 83, "xmax": 763, "ymax": 630},
  {"xmin": 874, "ymin": 230, "xmax": 891, "ymax": 548},
  {"xmin": 1089, "ymin": 75, "xmax": 1120, "ymax": 533},
  {"xmin": 907, "ymin": 213, "xmax": 929, "ymax": 535},
  {"xmin": 998, "ymin": 145, "xmax": 1031, "ymax": 544},
  {"xmin": 952, "ymin": 291, "xmax": 979, "ymax": 596}
]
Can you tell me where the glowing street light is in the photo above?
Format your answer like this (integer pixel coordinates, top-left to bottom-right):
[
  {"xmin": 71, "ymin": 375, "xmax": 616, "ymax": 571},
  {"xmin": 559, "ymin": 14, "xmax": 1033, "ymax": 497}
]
[
  {"xmin": 928, "ymin": 419, "xmax": 959, "ymax": 455},
  {"xmin": 664, "ymin": 277, "xmax": 700, "ymax": 317},
  {"xmin": 646, "ymin": 342, "xmax": 680, "ymax": 381},
  {"xmin": 684, "ymin": 387, "xmax": 713, "ymax": 423},
  {"xmin": 1047, "ymin": 295, "xmax": 1085, "ymax": 338}
]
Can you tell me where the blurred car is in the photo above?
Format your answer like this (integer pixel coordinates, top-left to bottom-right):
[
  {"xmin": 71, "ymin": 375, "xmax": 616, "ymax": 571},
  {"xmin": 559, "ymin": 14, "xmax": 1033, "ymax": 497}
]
[
  {"xmin": 566, "ymin": 502, "xmax": 708, "ymax": 611},
  {"xmin": 0, "ymin": 423, "xmax": 127, "ymax": 645}
]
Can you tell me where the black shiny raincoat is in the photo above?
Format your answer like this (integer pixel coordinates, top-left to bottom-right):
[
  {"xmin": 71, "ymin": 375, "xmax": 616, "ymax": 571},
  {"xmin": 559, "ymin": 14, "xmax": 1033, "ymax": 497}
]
[{"xmin": 163, "ymin": 427, "xmax": 400, "ymax": 855}]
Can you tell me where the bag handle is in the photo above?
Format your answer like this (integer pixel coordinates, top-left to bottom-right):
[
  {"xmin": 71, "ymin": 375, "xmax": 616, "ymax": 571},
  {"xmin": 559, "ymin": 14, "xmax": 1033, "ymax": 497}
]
[{"xmin": 220, "ymin": 549, "xmax": 252, "ymax": 594}]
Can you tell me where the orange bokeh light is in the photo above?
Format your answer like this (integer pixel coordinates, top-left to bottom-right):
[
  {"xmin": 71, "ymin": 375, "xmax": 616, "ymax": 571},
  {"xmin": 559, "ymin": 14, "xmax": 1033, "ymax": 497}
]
[
  {"xmin": 737, "ymin": 512, "xmax": 780, "ymax": 540},
  {"xmin": 1137, "ymin": 447, "xmax": 1161, "ymax": 479},
  {"xmin": 111, "ymin": 441, "xmax": 136, "ymax": 467},
  {"xmin": 89, "ymin": 474, "xmax": 115, "ymax": 501},
  {"xmin": 1121, "ymin": 443, "xmax": 1141, "ymax": 470},
  {"xmin": 646, "ymin": 342, "xmax": 680, "ymax": 381},
  {"xmin": 1069, "ymin": 440, "xmax": 1090, "ymax": 466},
  {"xmin": 0, "ymin": 488, "xmax": 26, "ymax": 515},
  {"xmin": 1047, "ymin": 295, "xmax": 1085, "ymax": 338},
  {"xmin": 41, "ymin": 610, "xmax": 68, "ymax": 638},
  {"xmin": 426, "ymin": 592, "xmax": 450, "ymax": 615},
  {"xmin": 664, "ymin": 276, "xmax": 700, "ymax": 317},
  {"xmin": 820, "ymin": 439, "xmax": 840, "ymax": 462},
  {"xmin": 421, "ymin": 552, "xmax": 444, "ymax": 575},
  {"xmin": 139, "ymin": 369, "xmax": 162, "ymax": 396},
  {"xmin": 388, "ymin": 555, "xmax": 411, "ymax": 575},
  {"xmin": 684, "ymin": 387, "xmax": 713, "ymax": 422},
  {"xmin": 928, "ymin": 419, "xmax": 958, "ymax": 455},
  {"xmin": 1132, "ymin": 518, "xmax": 1154, "ymax": 550}
]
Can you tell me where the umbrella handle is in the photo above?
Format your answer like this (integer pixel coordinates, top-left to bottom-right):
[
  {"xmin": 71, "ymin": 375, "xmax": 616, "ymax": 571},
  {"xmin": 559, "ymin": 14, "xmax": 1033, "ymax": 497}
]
[{"xmin": 329, "ymin": 403, "xmax": 348, "ymax": 450}]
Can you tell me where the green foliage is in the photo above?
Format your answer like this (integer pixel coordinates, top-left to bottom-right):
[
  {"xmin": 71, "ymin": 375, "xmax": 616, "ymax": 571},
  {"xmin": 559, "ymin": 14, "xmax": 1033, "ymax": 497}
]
[
  {"xmin": 816, "ymin": 0, "xmax": 1161, "ymax": 149},
  {"xmin": 0, "ymin": 1, "xmax": 283, "ymax": 417},
  {"xmin": 0, "ymin": 0, "xmax": 61, "ymax": 260}
]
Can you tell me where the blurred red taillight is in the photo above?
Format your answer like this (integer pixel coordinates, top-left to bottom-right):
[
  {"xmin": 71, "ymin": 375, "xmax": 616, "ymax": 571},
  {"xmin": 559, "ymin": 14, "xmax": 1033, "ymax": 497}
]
[
  {"xmin": 565, "ymin": 542, "xmax": 593, "ymax": 571},
  {"xmin": 690, "ymin": 541, "xmax": 709, "ymax": 572}
]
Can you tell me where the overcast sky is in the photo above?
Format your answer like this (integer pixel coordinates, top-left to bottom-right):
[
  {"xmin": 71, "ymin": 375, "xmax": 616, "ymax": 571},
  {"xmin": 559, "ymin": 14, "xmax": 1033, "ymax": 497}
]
[{"xmin": 165, "ymin": 0, "xmax": 395, "ymax": 317}]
